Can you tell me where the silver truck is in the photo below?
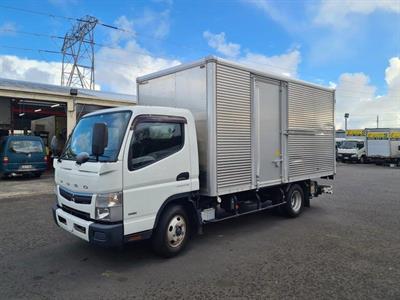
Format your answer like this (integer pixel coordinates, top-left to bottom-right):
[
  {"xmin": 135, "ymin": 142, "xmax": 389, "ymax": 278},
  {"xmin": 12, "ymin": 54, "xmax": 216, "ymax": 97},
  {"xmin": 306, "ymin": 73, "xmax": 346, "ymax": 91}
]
[{"xmin": 366, "ymin": 128, "xmax": 400, "ymax": 165}]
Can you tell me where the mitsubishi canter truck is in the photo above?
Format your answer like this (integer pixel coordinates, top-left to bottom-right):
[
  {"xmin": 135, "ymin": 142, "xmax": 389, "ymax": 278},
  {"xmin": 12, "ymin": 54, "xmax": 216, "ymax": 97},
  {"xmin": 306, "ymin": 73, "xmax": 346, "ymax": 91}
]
[{"xmin": 52, "ymin": 57, "xmax": 335, "ymax": 257}]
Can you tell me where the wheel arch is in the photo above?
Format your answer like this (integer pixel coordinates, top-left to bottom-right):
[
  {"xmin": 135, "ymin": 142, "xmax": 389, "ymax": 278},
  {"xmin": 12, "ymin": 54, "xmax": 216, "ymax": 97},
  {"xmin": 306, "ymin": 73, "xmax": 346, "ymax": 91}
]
[
  {"xmin": 154, "ymin": 192, "xmax": 202, "ymax": 235},
  {"xmin": 284, "ymin": 181, "xmax": 310, "ymax": 207}
]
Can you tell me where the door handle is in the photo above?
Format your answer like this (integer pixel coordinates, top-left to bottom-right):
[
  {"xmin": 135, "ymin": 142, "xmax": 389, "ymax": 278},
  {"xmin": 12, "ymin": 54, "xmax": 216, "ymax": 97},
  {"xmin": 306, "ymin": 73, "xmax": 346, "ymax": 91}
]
[
  {"xmin": 176, "ymin": 172, "xmax": 189, "ymax": 181},
  {"xmin": 272, "ymin": 159, "xmax": 282, "ymax": 167}
]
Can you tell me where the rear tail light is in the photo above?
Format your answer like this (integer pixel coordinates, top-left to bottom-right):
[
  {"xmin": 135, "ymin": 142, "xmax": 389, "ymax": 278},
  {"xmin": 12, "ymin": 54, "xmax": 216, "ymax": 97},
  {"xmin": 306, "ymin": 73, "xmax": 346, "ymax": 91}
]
[
  {"xmin": 3, "ymin": 156, "xmax": 9, "ymax": 164},
  {"xmin": 44, "ymin": 156, "xmax": 48, "ymax": 162}
]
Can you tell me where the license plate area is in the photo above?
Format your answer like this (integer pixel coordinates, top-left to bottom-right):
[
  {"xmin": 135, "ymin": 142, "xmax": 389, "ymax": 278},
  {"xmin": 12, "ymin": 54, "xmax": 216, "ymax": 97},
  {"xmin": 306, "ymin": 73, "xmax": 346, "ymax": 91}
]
[{"xmin": 21, "ymin": 164, "xmax": 33, "ymax": 169}]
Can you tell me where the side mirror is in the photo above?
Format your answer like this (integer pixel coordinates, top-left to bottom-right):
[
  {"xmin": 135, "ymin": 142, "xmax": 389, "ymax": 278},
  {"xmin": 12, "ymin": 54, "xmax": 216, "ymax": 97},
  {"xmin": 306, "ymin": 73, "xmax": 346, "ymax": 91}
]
[
  {"xmin": 76, "ymin": 152, "xmax": 90, "ymax": 165},
  {"xmin": 92, "ymin": 123, "xmax": 108, "ymax": 158}
]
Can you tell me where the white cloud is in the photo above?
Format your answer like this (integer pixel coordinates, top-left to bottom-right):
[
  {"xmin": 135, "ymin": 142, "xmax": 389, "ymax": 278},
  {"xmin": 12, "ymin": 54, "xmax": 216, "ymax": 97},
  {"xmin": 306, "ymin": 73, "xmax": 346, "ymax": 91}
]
[
  {"xmin": 0, "ymin": 22, "xmax": 17, "ymax": 36},
  {"xmin": 238, "ymin": 50, "xmax": 301, "ymax": 77},
  {"xmin": 203, "ymin": 31, "xmax": 301, "ymax": 77},
  {"xmin": 95, "ymin": 16, "xmax": 179, "ymax": 94},
  {"xmin": 0, "ymin": 15, "xmax": 179, "ymax": 95},
  {"xmin": 109, "ymin": 16, "xmax": 136, "ymax": 45},
  {"xmin": 334, "ymin": 57, "xmax": 400, "ymax": 129},
  {"xmin": 96, "ymin": 43, "xmax": 179, "ymax": 94},
  {"xmin": 203, "ymin": 31, "xmax": 241, "ymax": 58},
  {"xmin": 315, "ymin": 0, "xmax": 400, "ymax": 27},
  {"xmin": 0, "ymin": 55, "xmax": 61, "ymax": 85},
  {"xmin": 242, "ymin": 0, "xmax": 295, "ymax": 31},
  {"xmin": 133, "ymin": 9, "xmax": 171, "ymax": 39}
]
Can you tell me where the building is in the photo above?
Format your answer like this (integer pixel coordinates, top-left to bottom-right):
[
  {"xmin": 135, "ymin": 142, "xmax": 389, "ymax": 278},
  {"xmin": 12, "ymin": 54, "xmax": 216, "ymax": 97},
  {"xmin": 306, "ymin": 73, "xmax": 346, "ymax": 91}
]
[{"xmin": 0, "ymin": 78, "xmax": 136, "ymax": 146}]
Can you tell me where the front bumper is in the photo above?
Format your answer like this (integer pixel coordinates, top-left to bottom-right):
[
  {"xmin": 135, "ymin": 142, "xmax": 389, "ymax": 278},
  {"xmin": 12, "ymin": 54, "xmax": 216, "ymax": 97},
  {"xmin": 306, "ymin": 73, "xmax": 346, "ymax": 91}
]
[
  {"xmin": 52, "ymin": 204, "xmax": 123, "ymax": 247},
  {"xmin": 338, "ymin": 155, "xmax": 358, "ymax": 161}
]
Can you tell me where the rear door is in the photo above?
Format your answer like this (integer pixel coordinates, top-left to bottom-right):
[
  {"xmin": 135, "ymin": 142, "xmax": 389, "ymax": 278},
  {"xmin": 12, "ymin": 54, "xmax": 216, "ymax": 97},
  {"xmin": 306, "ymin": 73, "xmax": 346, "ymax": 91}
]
[
  {"xmin": 7, "ymin": 138, "xmax": 45, "ymax": 169},
  {"xmin": 253, "ymin": 77, "xmax": 282, "ymax": 187}
]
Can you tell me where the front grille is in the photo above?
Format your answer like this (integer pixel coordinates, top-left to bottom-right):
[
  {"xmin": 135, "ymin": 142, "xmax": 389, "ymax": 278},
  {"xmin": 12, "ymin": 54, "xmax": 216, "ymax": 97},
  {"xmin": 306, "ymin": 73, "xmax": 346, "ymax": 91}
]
[
  {"xmin": 59, "ymin": 187, "xmax": 92, "ymax": 204},
  {"xmin": 61, "ymin": 205, "xmax": 91, "ymax": 221}
]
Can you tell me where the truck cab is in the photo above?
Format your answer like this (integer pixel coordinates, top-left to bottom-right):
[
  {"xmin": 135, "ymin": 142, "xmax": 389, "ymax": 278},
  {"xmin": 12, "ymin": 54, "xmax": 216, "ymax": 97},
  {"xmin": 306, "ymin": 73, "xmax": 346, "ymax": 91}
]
[
  {"xmin": 53, "ymin": 106, "xmax": 199, "ymax": 255},
  {"xmin": 337, "ymin": 139, "xmax": 366, "ymax": 163}
]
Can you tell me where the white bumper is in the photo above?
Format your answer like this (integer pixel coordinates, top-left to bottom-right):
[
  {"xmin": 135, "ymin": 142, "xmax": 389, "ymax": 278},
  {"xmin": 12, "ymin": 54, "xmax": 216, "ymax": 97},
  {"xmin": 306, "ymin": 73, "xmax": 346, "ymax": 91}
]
[{"xmin": 55, "ymin": 208, "xmax": 93, "ymax": 242}]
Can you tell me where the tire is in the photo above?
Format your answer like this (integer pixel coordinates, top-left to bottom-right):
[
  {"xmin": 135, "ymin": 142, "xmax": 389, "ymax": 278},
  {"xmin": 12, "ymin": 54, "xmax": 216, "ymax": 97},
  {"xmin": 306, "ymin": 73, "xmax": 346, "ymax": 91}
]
[
  {"xmin": 151, "ymin": 205, "xmax": 190, "ymax": 258},
  {"xmin": 282, "ymin": 184, "xmax": 304, "ymax": 218},
  {"xmin": 359, "ymin": 156, "xmax": 366, "ymax": 164},
  {"xmin": 33, "ymin": 172, "xmax": 42, "ymax": 178}
]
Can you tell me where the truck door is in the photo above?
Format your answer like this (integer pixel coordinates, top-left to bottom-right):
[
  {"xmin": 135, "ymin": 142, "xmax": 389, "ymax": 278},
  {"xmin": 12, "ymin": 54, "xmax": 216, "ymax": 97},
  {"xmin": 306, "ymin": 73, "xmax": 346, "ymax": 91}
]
[
  {"xmin": 253, "ymin": 78, "xmax": 282, "ymax": 187},
  {"xmin": 122, "ymin": 115, "xmax": 193, "ymax": 236}
]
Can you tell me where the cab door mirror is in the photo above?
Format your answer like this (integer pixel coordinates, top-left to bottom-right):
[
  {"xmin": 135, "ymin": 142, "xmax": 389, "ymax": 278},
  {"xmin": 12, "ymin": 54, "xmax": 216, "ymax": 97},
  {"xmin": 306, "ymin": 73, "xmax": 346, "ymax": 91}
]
[{"xmin": 92, "ymin": 123, "xmax": 108, "ymax": 158}]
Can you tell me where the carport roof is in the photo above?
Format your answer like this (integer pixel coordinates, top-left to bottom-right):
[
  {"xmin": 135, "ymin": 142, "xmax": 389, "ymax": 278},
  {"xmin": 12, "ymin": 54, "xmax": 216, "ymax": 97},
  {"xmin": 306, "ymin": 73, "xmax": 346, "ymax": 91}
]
[{"xmin": 0, "ymin": 77, "xmax": 136, "ymax": 104}]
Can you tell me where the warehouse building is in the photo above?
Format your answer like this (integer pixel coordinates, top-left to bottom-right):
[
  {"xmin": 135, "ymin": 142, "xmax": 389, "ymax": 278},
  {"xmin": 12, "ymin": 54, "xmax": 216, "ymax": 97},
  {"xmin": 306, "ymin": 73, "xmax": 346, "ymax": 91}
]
[{"xmin": 0, "ymin": 78, "xmax": 136, "ymax": 148}]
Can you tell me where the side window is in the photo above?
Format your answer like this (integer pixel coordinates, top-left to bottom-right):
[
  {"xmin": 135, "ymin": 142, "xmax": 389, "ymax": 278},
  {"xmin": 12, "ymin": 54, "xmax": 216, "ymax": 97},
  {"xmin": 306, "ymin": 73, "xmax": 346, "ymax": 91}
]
[
  {"xmin": 128, "ymin": 121, "xmax": 184, "ymax": 171},
  {"xmin": 357, "ymin": 142, "xmax": 364, "ymax": 149}
]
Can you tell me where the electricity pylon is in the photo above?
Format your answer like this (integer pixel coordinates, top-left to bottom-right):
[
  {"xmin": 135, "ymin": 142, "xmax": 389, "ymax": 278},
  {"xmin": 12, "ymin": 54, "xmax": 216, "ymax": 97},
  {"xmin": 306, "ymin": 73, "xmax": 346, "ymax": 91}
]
[{"xmin": 61, "ymin": 15, "xmax": 98, "ymax": 90}]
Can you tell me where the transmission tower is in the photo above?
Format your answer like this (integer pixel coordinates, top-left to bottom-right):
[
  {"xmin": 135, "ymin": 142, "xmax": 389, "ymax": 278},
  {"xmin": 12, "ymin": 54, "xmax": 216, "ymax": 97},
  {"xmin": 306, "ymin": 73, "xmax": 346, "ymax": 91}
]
[{"xmin": 61, "ymin": 15, "xmax": 98, "ymax": 90}]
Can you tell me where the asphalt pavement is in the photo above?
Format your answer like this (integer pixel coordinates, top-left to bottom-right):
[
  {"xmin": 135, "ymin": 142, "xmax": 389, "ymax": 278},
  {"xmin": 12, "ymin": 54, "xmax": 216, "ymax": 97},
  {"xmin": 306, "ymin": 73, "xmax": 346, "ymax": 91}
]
[{"xmin": 0, "ymin": 163, "xmax": 399, "ymax": 299}]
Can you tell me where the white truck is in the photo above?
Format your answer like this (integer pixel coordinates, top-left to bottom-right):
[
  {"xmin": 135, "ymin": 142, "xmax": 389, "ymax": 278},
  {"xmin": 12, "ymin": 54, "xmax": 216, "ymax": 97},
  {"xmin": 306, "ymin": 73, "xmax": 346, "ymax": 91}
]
[
  {"xmin": 365, "ymin": 128, "xmax": 400, "ymax": 165},
  {"xmin": 52, "ymin": 57, "xmax": 335, "ymax": 257},
  {"xmin": 337, "ymin": 139, "xmax": 366, "ymax": 163}
]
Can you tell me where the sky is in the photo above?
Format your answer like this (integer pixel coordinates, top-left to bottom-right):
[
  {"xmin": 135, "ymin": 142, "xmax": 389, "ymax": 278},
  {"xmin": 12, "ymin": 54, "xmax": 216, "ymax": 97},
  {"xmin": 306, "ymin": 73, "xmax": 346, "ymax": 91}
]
[{"xmin": 0, "ymin": 0, "xmax": 399, "ymax": 129}]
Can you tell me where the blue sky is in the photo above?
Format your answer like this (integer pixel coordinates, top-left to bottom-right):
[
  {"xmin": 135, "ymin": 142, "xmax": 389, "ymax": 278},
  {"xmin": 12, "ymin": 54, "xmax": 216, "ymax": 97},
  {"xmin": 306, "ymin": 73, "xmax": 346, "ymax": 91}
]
[{"xmin": 0, "ymin": 0, "xmax": 399, "ymax": 128}]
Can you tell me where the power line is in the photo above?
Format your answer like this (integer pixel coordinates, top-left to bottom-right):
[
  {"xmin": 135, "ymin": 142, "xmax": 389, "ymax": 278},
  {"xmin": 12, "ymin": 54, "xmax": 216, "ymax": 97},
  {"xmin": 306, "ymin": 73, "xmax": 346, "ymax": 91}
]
[
  {"xmin": 0, "ymin": 44, "xmax": 177, "ymax": 68},
  {"xmin": 0, "ymin": 5, "xmax": 303, "ymax": 74},
  {"xmin": 1, "ymin": 41, "xmax": 399, "ymax": 97},
  {"xmin": 0, "ymin": 28, "xmax": 299, "ymax": 74},
  {"xmin": 2, "ymin": 3, "xmax": 400, "ymax": 89}
]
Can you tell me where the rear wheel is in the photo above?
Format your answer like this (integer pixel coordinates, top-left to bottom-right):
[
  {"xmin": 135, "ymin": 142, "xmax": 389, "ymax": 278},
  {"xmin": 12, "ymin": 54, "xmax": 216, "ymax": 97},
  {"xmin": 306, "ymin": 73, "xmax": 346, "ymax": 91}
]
[
  {"xmin": 282, "ymin": 184, "xmax": 304, "ymax": 218},
  {"xmin": 33, "ymin": 172, "xmax": 42, "ymax": 178},
  {"xmin": 151, "ymin": 205, "xmax": 190, "ymax": 258}
]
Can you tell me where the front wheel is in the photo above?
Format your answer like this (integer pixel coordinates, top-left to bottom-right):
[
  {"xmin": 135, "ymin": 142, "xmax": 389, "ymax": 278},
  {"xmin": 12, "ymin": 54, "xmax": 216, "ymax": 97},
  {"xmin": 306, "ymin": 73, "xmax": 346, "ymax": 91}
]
[
  {"xmin": 282, "ymin": 184, "xmax": 304, "ymax": 218},
  {"xmin": 151, "ymin": 205, "xmax": 190, "ymax": 258},
  {"xmin": 359, "ymin": 156, "xmax": 366, "ymax": 164}
]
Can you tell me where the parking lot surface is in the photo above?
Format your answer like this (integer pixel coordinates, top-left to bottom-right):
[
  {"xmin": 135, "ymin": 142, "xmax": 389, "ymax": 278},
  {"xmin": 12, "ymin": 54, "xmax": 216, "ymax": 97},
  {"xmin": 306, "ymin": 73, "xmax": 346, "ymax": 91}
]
[{"xmin": 0, "ymin": 163, "xmax": 399, "ymax": 299}]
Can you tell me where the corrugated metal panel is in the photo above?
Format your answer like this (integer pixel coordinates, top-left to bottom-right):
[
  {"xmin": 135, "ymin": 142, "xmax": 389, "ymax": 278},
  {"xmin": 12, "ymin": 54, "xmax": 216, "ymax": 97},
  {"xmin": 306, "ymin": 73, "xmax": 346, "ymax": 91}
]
[
  {"xmin": 287, "ymin": 82, "xmax": 334, "ymax": 178},
  {"xmin": 216, "ymin": 64, "xmax": 252, "ymax": 192}
]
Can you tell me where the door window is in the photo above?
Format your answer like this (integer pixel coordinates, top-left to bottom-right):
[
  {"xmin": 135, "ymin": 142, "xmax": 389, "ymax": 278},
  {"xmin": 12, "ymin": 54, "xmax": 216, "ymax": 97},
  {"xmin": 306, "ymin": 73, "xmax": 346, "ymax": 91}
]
[{"xmin": 128, "ymin": 120, "xmax": 184, "ymax": 171}]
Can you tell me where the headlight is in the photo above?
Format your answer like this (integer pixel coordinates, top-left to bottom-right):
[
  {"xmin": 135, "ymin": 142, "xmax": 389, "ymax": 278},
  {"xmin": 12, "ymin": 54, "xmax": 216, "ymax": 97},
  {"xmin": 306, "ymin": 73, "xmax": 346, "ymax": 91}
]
[
  {"xmin": 351, "ymin": 154, "xmax": 357, "ymax": 157},
  {"xmin": 95, "ymin": 192, "xmax": 123, "ymax": 222},
  {"xmin": 337, "ymin": 154, "xmax": 342, "ymax": 157}
]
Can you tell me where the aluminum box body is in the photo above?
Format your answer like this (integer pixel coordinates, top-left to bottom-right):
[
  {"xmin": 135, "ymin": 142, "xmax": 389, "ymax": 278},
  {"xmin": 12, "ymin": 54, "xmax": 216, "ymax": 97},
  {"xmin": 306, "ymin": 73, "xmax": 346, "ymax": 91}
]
[
  {"xmin": 366, "ymin": 128, "xmax": 400, "ymax": 159},
  {"xmin": 137, "ymin": 56, "xmax": 335, "ymax": 197}
]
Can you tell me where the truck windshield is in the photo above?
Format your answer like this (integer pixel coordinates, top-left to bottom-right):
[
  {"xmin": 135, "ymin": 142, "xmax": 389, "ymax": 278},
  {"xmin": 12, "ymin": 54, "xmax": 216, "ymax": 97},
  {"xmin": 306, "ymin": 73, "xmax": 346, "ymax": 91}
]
[
  {"xmin": 61, "ymin": 111, "xmax": 131, "ymax": 162},
  {"xmin": 340, "ymin": 141, "xmax": 363, "ymax": 149}
]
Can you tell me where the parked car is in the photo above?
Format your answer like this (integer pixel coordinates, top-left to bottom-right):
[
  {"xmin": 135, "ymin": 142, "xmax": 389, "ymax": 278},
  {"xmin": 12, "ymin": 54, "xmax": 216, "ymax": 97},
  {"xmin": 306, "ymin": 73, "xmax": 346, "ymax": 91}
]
[{"xmin": 0, "ymin": 135, "xmax": 47, "ymax": 178}]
